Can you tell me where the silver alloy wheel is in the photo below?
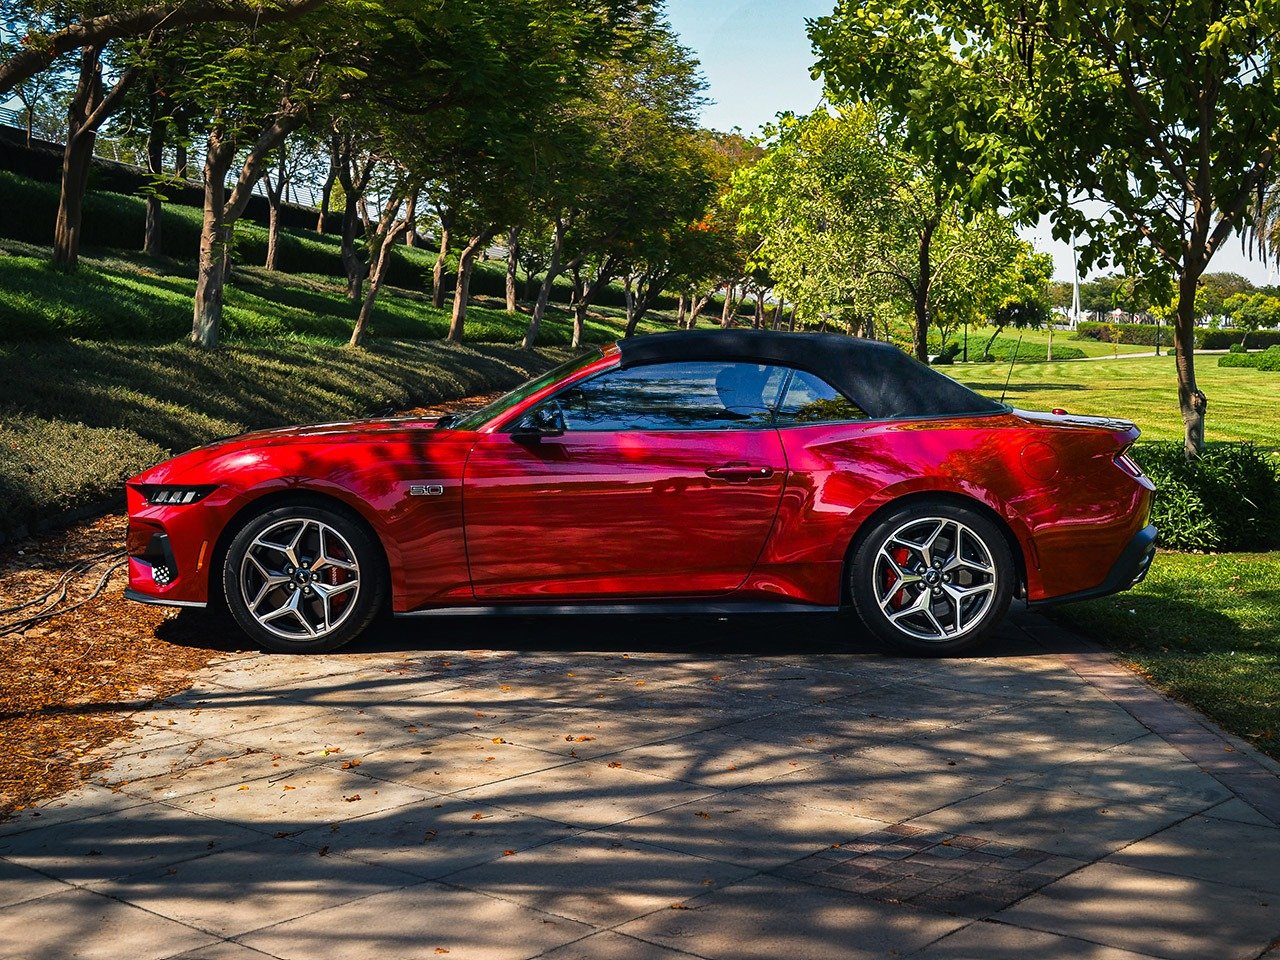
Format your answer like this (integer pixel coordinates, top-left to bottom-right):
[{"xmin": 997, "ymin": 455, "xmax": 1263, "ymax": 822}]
[
  {"xmin": 873, "ymin": 516, "xmax": 997, "ymax": 643},
  {"xmin": 239, "ymin": 517, "xmax": 361, "ymax": 641}
]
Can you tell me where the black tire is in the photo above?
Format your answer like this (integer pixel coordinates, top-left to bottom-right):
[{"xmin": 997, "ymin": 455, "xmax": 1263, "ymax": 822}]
[
  {"xmin": 849, "ymin": 500, "xmax": 1014, "ymax": 656},
  {"xmin": 222, "ymin": 503, "xmax": 386, "ymax": 653}
]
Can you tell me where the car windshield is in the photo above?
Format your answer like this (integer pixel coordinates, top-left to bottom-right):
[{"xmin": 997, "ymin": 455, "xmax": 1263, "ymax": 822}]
[{"xmin": 450, "ymin": 349, "xmax": 604, "ymax": 431}]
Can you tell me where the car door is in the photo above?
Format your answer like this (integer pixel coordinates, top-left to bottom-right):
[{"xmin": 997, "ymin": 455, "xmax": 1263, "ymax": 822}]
[{"xmin": 462, "ymin": 360, "xmax": 789, "ymax": 600}]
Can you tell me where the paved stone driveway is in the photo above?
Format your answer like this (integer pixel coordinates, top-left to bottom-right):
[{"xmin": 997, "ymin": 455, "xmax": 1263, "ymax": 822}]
[{"xmin": 2, "ymin": 610, "xmax": 1279, "ymax": 960}]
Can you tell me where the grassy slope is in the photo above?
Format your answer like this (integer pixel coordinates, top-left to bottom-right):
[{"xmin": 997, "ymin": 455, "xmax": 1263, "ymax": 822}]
[{"xmin": 0, "ymin": 339, "xmax": 572, "ymax": 536}]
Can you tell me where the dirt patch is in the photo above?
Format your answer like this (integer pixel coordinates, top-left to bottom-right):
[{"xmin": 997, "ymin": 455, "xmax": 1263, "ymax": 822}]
[{"xmin": 0, "ymin": 392, "xmax": 500, "ymax": 818}]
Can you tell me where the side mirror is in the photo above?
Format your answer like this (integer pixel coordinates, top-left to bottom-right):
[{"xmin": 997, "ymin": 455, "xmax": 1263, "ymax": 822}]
[{"xmin": 511, "ymin": 403, "xmax": 566, "ymax": 442}]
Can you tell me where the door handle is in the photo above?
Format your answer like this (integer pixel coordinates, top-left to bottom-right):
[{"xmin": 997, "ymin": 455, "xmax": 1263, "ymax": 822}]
[{"xmin": 705, "ymin": 464, "xmax": 774, "ymax": 483}]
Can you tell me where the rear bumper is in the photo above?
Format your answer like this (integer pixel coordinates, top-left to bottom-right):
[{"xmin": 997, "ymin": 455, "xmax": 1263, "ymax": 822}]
[{"xmin": 1028, "ymin": 524, "xmax": 1157, "ymax": 608}]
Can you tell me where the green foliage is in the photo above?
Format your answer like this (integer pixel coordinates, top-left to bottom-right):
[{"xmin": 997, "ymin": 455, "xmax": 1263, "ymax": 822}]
[
  {"xmin": 1132, "ymin": 442, "xmax": 1280, "ymax": 551},
  {"xmin": 1229, "ymin": 342, "xmax": 1247, "ymax": 354}
]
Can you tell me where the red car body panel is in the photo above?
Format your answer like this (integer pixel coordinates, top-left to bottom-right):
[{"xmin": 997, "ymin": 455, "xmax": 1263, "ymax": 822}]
[{"xmin": 125, "ymin": 344, "xmax": 1154, "ymax": 614}]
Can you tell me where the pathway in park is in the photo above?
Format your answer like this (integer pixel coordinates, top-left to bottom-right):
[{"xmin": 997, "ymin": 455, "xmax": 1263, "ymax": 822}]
[{"xmin": 1, "ymin": 610, "xmax": 1278, "ymax": 960}]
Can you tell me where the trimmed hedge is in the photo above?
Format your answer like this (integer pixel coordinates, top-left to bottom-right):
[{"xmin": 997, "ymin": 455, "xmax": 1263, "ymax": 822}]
[
  {"xmin": 1133, "ymin": 441, "xmax": 1280, "ymax": 552},
  {"xmin": 1076, "ymin": 320, "xmax": 1280, "ymax": 350},
  {"xmin": 1218, "ymin": 345, "xmax": 1280, "ymax": 371}
]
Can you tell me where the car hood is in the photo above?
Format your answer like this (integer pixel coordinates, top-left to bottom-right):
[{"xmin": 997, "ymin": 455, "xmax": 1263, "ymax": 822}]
[{"xmin": 130, "ymin": 415, "xmax": 456, "ymax": 485}]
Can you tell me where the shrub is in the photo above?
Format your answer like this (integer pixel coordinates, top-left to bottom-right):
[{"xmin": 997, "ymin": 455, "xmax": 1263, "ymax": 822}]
[
  {"xmin": 0, "ymin": 416, "xmax": 166, "ymax": 538},
  {"xmin": 1217, "ymin": 344, "xmax": 1280, "ymax": 371},
  {"xmin": 1132, "ymin": 441, "xmax": 1280, "ymax": 551},
  {"xmin": 1229, "ymin": 342, "xmax": 1247, "ymax": 353}
]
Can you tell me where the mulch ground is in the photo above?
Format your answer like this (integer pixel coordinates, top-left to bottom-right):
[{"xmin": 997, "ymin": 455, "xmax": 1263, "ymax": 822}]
[
  {"xmin": 0, "ymin": 513, "xmax": 244, "ymax": 816},
  {"xmin": 0, "ymin": 393, "xmax": 499, "ymax": 818}
]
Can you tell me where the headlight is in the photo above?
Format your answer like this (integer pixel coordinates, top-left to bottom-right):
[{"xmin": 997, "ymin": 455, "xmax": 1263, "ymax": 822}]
[{"xmin": 134, "ymin": 484, "xmax": 218, "ymax": 506}]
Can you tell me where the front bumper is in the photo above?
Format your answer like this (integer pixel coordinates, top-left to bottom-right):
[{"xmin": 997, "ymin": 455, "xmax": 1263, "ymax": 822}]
[{"xmin": 1029, "ymin": 524, "xmax": 1158, "ymax": 607}]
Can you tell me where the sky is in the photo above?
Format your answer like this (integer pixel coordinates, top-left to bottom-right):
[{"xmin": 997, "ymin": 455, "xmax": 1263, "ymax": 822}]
[{"xmin": 663, "ymin": 0, "xmax": 1277, "ymax": 286}]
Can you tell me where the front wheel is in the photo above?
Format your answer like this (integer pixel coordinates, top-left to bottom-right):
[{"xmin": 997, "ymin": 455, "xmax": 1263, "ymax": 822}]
[
  {"xmin": 222, "ymin": 504, "xmax": 386, "ymax": 653},
  {"xmin": 849, "ymin": 502, "xmax": 1014, "ymax": 655}
]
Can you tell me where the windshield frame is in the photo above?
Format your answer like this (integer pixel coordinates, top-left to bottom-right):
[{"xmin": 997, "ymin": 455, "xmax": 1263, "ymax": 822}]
[{"xmin": 451, "ymin": 348, "xmax": 608, "ymax": 432}]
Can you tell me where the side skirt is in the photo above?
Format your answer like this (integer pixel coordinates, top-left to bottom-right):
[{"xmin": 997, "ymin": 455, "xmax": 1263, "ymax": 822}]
[{"xmin": 396, "ymin": 601, "xmax": 842, "ymax": 618}]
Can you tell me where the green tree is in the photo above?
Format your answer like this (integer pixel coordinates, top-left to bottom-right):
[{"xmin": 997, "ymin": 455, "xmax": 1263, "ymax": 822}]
[
  {"xmin": 812, "ymin": 0, "xmax": 1280, "ymax": 455},
  {"xmin": 980, "ymin": 250, "xmax": 1054, "ymax": 358},
  {"xmin": 729, "ymin": 106, "xmax": 1025, "ymax": 357}
]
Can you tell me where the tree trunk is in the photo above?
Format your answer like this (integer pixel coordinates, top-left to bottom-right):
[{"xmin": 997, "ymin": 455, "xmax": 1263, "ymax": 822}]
[
  {"xmin": 340, "ymin": 186, "xmax": 366, "ymax": 302},
  {"xmin": 570, "ymin": 257, "xmax": 616, "ymax": 348},
  {"xmin": 351, "ymin": 193, "xmax": 415, "ymax": 348},
  {"xmin": 505, "ymin": 227, "xmax": 519, "ymax": 313},
  {"xmin": 676, "ymin": 293, "xmax": 688, "ymax": 329},
  {"xmin": 523, "ymin": 218, "xmax": 565, "ymax": 348},
  {"xmin": 913, "ymin": 220, "xmax": 937, "ymax": 363},
  {"xmin": 266, "ymin": 201, "xmax": 281, "ymax": 270},
  {"xmin": 337, "ymin": 150, "xmax": 370, "ymax": 302},
  {"xmin": 688, "ymin": 291, "xmax": 710, "ymax": 329},
  {"xmin": 448, "ymin": 227, "xmax": 497, "ymax": 343},
  {"xmin": 1174, "ymin": 265, "xmax": 1208, "ymax": 458},
  {"xmin": 191, "ymin": 111, "xmax": 305, "ymax": 347},
  {"xmin": 143, "ymin": 87, "xmax": 165, "ymax": 258},
  {"xmin": 191, "ymin": 140, "xmax": 235, "ymax": 348},
  {"xmin": 175, "ymin": 143, "xmax": 188, "ymax": 180},
  {"xmin": 788, "ymin": 305, "xmax": 797, "ymax": 332},
  {"xmin": 53, "ymin": 46, "xmax": 132, "ymax": 269},
  {"xmin": 432, "ymin": 221, "xmax": 452, "ymax": 309},
  {"xmin": 54, "ymin": 132, "xmax": 95, "ymax": 269},
  {"xmin": 720, "ymin": 283, "xmax": 735, "ymax": 328},
  {"xmin": 983, "ymin": 324, "xmax": 1004, "ymax": 359},
  {"xmin": 571, "ymin": 264, "xmax": 585, "ymax": 348},
  {"xmin": 772, "ymin": 296, "xmax": 784, "ymax": 330},
  {"xmin": 753, "ymin": 295, "xmax": 764, "ymax": 329}
]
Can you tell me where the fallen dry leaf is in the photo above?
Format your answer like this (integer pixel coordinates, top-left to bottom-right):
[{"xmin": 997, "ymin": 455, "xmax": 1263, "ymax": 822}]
[
  {"xmin": 607, "ymin": 761, "xmax": 623, "ymax": 769},
  {"xmin": 343, "ymin": 794, "xmax": 361, "ymax": 802}
]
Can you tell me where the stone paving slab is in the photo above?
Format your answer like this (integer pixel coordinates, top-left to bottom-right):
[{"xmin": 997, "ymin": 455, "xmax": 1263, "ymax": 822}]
[
  {"xmin": 1, "ymin": 610, "xmax": 1278, "ymax": 959},
  {"xmin": 993, "ymin": 860, "xmax": 1279, "ymax": 960}
]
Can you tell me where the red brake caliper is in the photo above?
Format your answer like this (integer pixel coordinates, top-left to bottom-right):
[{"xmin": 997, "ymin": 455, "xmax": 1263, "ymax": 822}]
[{"xmin": 885, "ymin": 546, "xmax": 911, "ymax": 609}]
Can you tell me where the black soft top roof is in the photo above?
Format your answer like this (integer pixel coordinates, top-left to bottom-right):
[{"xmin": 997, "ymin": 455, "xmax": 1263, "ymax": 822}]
[{"xmin": 616, "ymin": 331, "xmax": 1005, "ymax": 420}]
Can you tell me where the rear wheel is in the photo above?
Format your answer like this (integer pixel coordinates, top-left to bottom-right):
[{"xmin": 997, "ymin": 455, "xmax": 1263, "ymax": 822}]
[
  {"xmin": 222, "ymin": 504, "xmax": 385, "ymax": 653},
  {"xmin": 850, "ymin": 502, "xmax": 1014, "ymax": 655}
]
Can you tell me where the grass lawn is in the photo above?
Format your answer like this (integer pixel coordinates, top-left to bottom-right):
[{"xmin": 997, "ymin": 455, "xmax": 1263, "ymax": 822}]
[
  {"xmin": 1055, "ymin": 552, "xmax": 1280, "ymax": 760},
  {"xmin": 958, "ymin": 354, "xmax": 1280, "ymax": 449}
]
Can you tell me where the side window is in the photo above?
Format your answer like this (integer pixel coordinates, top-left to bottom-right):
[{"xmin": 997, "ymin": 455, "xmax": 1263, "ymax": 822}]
[
  {"xmin": 538, "ymin": 361, "xmax": 782, "ymax": 431},
  {"xmin": 775, "ymin": 370, "xmax": 868, "ymax": 424}
]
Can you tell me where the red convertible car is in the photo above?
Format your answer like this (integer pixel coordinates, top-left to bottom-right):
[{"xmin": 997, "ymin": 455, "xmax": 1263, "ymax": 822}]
[{"xmin": 125, "ymin": 331, "xmax": 1156, "ymax": 654}]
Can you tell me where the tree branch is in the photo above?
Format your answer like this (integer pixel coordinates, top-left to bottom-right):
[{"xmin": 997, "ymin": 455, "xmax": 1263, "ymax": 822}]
[{"xmin": 0, "ymin": 0, "xmax": 327, "ymax": 95}]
